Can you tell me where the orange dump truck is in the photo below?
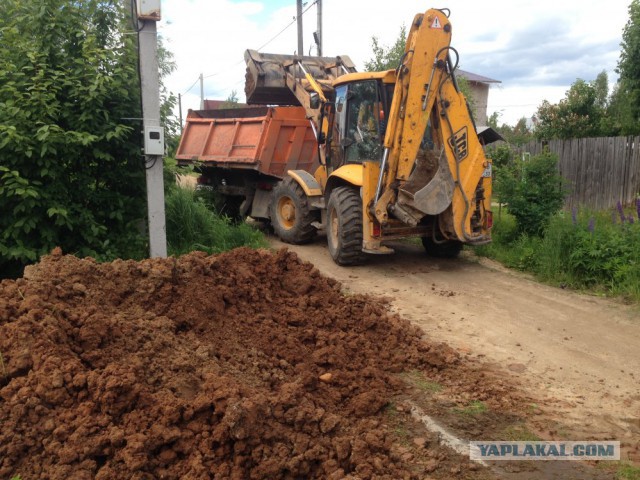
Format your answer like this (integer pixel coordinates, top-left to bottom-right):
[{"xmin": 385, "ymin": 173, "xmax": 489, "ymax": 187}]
[{"xmin": 176, "ymin": 106, "xmax": 319, "ymax": 221}]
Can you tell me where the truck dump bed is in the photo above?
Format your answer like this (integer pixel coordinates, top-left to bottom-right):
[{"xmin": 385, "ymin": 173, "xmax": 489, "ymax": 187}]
[{"xmin": 176, "ymin": 106, "xmax": 318, "ymax": 178}]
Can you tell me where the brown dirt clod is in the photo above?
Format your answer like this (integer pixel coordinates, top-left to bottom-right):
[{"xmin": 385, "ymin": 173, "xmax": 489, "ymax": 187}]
[{"xmin": 0, "ymin": 248, "xmax": 461, "ymax": 479}]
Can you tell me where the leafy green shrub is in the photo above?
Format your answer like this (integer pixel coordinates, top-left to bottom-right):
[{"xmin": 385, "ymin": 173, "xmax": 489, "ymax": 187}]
[
  {"xmin": 0, "ymin": 0, "xmax": 147, "ymax": 277},
  {"xmin": 485, "ymin": 143, "xmax": 515, "ymax": 169},
  {"xmin": 476, "ymin": 204, "xmax": 640, "ymax": 302},
  {"xmin": 165, "ymin": 187, "xmax": 267, "ymax": 256},
  {"xmin": 495, "ymin": 151, "xmax": 566, "ymax": 236}
]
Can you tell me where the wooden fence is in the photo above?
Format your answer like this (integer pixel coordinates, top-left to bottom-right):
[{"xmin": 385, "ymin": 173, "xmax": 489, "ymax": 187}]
[{"xmin": 516, "ymin": 136, "xmax": 640, "ymax": 210}]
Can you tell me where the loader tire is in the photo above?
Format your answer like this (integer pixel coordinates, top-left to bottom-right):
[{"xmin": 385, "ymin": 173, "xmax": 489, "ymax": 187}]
[
  {"xmin": 421, "ymin": 237, "xmax": 463, "ymax": 258},
  {"xmin": 270, "ymin": 177, "xmax": 316, "ymax": 244},
  {"xmin": 327, "ymin": 186, "xmax": 366, "ymax": 266}
]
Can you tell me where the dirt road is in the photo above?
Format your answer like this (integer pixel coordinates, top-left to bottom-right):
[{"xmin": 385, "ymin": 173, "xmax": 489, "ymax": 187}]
[{"xmin": 271, "ymin": 237, "xmax": 640, "ymax": 462}]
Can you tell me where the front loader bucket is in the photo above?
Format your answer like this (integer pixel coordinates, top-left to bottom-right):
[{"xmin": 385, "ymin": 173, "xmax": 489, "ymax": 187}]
[{"xmin": 244, "ymin": 49, "xmax": 357, "ymax": 105}]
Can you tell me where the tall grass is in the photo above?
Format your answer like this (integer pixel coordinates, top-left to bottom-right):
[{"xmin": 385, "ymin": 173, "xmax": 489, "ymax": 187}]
[
  {"xmin": 165, "ymin": 187, "xmax": 267, "ymax": 256},
  {"xmin": 475, "ymin": 204, "xmax": 640, "ymax": 302}
]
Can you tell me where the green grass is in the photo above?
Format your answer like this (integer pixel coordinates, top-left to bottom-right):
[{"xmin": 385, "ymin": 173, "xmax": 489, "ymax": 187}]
[
  {"xmin": 384, "ymin": 403, "xmax": 412, "ymax": 446},
  {"xmin": 399, "ymin": 236, "xmax": 424, "ymax": 248},
  {"xmin": 616, "ymin": 462, "xmax": 640, "ymax": 480},
  {"xmin": 453, "ymin": 400, "xmax": 488, "ymax": 416},
  {"xmin": 165, "ymin": 187, "xmax": 267, "ymax": 256},
  {"xmin": 475, "ymin": 207, "xmax": 640, "ymax": 303},
  {"xmin": 597, "ymin": 461, "xmax": 640, "ymax": 480},
  {"xmin": 501, "ymin": 423, "xmax": 541, "ymax": 441},
  {"xmin": 401, "ymin": 370, "xmax": 443, "ymax": 393}
]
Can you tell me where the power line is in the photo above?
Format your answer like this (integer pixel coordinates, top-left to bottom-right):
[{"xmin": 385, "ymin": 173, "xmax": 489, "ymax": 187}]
[
  {"xmin": 255, "ymin": 0, "xmax": 317, "ymax": 52},
  {"xmin": 179, "ymin": 0, "xmax": 319, "ymax": 93},
  {"xmin": 181, "ymin": 76, "xmax": 200, "ymax": 96}
]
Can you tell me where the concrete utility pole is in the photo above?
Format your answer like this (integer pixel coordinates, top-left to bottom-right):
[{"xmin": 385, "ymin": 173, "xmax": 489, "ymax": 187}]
[
  {"xmin": 135, "ymin": 1, "xmax": 167, "ymax": 258},
  {"xmin": 178, "ymin": 93, "xmax": 183, "ymax": 134},
  {"xmin": 316, "ymin": 0, "xmax": 322, "ymax": 56},
  {"xmin": 199, "ymin": 73, "xmax": 204, "ymax": 110},
  {"xmin": 296, "ymin": 0, "xmax": 303, "ymax": 55}
]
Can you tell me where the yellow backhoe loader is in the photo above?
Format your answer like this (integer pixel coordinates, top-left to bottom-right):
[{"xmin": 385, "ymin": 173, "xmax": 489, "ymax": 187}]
[{"xmin": 177, "ymin": 8, "xmax": 493, "ymax": 265}]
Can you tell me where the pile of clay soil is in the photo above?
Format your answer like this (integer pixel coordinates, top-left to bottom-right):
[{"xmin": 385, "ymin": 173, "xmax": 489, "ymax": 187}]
[{"xmin": 0, "ymin": 247, "xmax": 472, "ymax": 479}]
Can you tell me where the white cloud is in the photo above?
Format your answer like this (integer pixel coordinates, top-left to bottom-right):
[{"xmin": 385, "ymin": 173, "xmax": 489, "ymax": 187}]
[{"xmin": 159, "ymin": 0, "xmax": 629, "ymax": 125}]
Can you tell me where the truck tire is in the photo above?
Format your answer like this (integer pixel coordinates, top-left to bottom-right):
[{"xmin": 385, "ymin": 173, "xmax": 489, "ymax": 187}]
[
  {"xmin": 421, "ymin": 237, "xmax": 463, "ymax": 258},
  {"xmin": 327, "ymin": 186, "xmax": 366, "ymax": 266},
  {"xmin": 270, "ymin": 177, "xmax": 316, "ymax": 244}
]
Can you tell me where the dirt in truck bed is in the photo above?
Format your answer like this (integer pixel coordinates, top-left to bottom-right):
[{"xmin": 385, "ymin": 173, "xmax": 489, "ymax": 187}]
[{"xmin": 0, "ymin": 247, "xmax": 599, "ymax": 479}]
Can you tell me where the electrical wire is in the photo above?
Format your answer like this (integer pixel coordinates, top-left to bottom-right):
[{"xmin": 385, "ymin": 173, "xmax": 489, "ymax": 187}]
[
  {"xmin": 255, "ymin": 0, "xmax": 318, "ymax": 52},
  {"xmin": 178, "ymin": 0, "xmax": 319, "ymax": 95},
  {"xmin": 130, "ymin": 0, "xmax": 146, "ymax": 33},
  {"xmin": 181, "ymin": 76, "xmax": 200, "ymax": 96}
]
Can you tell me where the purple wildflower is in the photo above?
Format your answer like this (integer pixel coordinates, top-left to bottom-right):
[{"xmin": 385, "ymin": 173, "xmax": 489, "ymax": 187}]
[
  {"xmin": 636, "ymin": 198, "xmax": 640, "ymax": 220},
  {"xmin": 571, "ymin": 207, "xmax": 578, "ymax": 225},
  {"xmin": 617, "ymin": 201, "xmax": 626, "ymax": 223},
  {"xmin": 629, "ymin": 216, "xmax": 635, "ymax": 225},
  {"xmin": 588, "ymin": 217, "xmax": 595, "ymax": 233}
]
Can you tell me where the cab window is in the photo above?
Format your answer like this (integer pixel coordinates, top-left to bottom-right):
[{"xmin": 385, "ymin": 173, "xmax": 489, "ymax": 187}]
[{"xmin": 343, "ymin": 81, "xmax": 383, "ymax": 163}]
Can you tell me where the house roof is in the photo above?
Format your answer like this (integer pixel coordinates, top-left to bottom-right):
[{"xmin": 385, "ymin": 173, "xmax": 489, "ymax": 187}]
[
  {"xmin": 476, "ymin": 126, "xmax": 504, "ymax": 145},
  {"xmin": 457, "ymin": 69, "xmax": 501, "ymax": 84}
]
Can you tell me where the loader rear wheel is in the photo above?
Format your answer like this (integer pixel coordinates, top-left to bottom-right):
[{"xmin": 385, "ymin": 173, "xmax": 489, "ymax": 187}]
[
  {"xmin": 327, "ymin": 187, "xmax": 366, "ymax": 266},
  {"xmin": 421, "ymin": 236, "xmax": 463, "ymax": 258},
  {"xmin": 270, "ymin": 177, "xmax": 316, "ymax": 244}
]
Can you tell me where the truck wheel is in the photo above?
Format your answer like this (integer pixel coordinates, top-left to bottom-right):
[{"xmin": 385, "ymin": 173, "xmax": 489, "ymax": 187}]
[
  {"xmin": 421, "ymin": 237, "xmax": 463, "ymax": 258},
  {"xmin": 270, "ymin": 177, "xmax": 316, "ymax": 244},
  {"xmin": 327, "ymin": 186, "xmax": 366, "ymax": 266}
]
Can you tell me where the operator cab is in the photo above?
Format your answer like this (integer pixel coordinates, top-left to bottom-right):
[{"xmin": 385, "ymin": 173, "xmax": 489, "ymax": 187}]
[{"xmin": 330, "ymin": 71, "xmax": 395, "ymax": 168}]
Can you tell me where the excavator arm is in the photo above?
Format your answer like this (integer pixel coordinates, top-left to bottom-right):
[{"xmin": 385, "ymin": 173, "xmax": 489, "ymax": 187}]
[{"xmin": 373, "ymin": 8, "xmax": 491, "ymax": 244}]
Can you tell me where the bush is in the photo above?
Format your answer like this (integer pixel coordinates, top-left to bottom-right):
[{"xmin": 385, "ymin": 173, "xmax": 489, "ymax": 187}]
[
  {"xmin": 476, "ymin": 204, "xmax": 640, "ymax": 302},
  {"xmin": 495, "ymin": 151, "xmax": 566, "ymax": 236},
  {"xmin": 0, "ymin": 0, "xmax": 147, "ymax": 277}
]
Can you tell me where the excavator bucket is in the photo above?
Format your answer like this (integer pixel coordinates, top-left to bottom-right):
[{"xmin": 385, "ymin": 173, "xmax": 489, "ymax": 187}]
[
  {"xmin": 244, "ymin": 49, "xmax": 357, "ymax": 105},
  {"xmin": 398, "ymin": 149, "xmax": 455, "ymax": 217}
]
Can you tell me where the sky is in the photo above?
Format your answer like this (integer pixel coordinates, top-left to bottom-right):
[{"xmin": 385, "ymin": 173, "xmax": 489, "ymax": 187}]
[{"xmin": 158, "ymin": 0, "xmax": 630, "ymax": 126}]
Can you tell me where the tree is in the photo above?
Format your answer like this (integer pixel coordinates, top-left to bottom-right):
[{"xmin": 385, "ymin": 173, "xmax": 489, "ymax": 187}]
[
  {"xmin": 0, "ymin": 0, "xmax": 148, "ymax": 276},
  {"xmin": 608, "ymin": 82, "xmax": 636, "ymax": 135},
  {"xmin": 221, "ymin": 90, "xmax": 242, "ymax": 109},
  {"xmin": 534, "ymin": 79, "xmax": 604, "ymax": 139},
  {"xmin": 486, "ymin": 112, "xmax": 534, "ymax": 146},
  {"xmin": 364, "ymin": 25, "xmax": 407, "ymax": 71},
  {"xmin": 364, "ymin": 24, "xmax": 477, "ymax": 111},
  {"xmin": 613, "ymin": 0, "xmax": 640, "ymax": 134},
  {"xmin": 158, "ymin": 37, "xmax": 180, "ymax": 156},
  {"xmin": 592, "ymin": 70, "xmax": 609, "ymax": 109}
]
